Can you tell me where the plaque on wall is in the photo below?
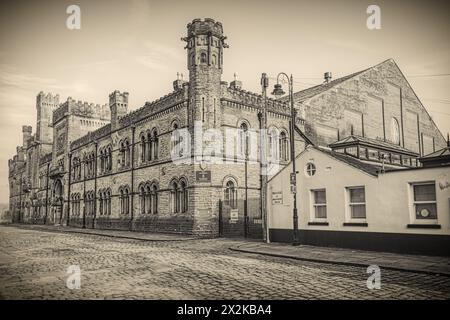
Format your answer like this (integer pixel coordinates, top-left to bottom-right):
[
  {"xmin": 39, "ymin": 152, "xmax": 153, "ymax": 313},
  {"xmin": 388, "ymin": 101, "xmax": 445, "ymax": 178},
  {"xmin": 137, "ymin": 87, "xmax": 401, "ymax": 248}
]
[{"xmin": 196, "ymin": 170, "xmax": 211, "ymax": 182}]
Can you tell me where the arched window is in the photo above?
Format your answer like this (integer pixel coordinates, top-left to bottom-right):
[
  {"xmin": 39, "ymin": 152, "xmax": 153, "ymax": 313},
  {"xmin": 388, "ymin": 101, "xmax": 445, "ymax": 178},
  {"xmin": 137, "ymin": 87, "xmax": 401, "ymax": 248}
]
[
  {"xmin": 120, "ymin": 139, "xmax": 130, "ymax": 168},
  {"xmin": 179, "ymin": 179, "xmax": 188, "ymax": 213},
  {"xmin": 125, "ymin": 140, "xmax": 130, "ymax": 167},
  {"xmin": 145, "ymin": 184, "xmax": 151, "ymax": 214},
  {"xmin": 171, "ymin": 180, "xmax": 179, "ymax": 213},
  {"xmin": 280, "ymin": 131, "xmax": 289, "ymax": 161},
  {"xmin": 152, "ymin": 129, "xmax": 159, "ymax": 160},
  {"xmin": 268, "ymin": 128, "xmax": 280, "ymax": 161},
  {"xmin": 140, "ymin": 134, "xmax": 146, "ymax": 163},
  {"xmin": 151, "ymin": 184, "xmax": 158, "ymax": 214},
  {"xmin": 224, "ymin": 180, "xmax": 237, "ymax": 209},
  {"xmin": 239, "ymin": 122, "xmax": 249, "ymax": 158},
  {"xmin": 212, "ymin": 54, "xmax": 217, "ymax": 66},
  {"xmin": 200, "ymin": 52, "xmax": 207, "ymax": 64},
  {"xmin": 99, "ymin": 191, "xmax": 104, "ymax": 215},
  {"xmin": 391, "ymin": 117, "xmax": 400, "ymax": 145},
  {"xmin": 107, "ymin": 145, "xmax": 112, "ymax": 172},
  {"xmin": 119, "ymin": 188, "xmax": 124, "ymax": 214},
  {"xmin": 106, "ymin": 190, "xmax": 110, "ymax": 215},
  {"xmin": 90, "ymin": 192, "xmax": 94, "ymax": 215},
  {"xmin": 139, "ymin": 184, "xmax": 145, "ymax": 214},
  {"xmin": 124, "ymin": 187, "xmax": 130, "ymax": 214}
]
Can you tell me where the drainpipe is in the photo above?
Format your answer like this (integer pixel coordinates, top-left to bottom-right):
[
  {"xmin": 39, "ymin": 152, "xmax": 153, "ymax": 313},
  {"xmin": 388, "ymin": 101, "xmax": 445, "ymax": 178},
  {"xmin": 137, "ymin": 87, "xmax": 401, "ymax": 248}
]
[
  {"xmin": 82, "ymin": 158, "xmax": 86, "ymax": 229},
  {"xmin": 130, "ymin": 124, "xmax": 136, "ymax": 230},
  {"xmin": 67, "ymin": 152, "xmax": 72, "ymax": 226},
  {"xmin": 44, "ymin": 162, "xmax": 50, "ymax": 224},
  {"xmin": 260, "ymin": 73, "xmax": 269, "ymax": 243},
  {"xmin": 92, "ymin": 141, "xmax": 98, "ymax": 229}
]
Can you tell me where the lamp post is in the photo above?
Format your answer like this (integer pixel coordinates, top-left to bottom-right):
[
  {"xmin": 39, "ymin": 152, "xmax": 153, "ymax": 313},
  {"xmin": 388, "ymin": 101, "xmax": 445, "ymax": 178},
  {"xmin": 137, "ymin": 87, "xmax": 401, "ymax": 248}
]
[{"xmin": 272, "ymin": 73, "xmax": 299, "ymax": 245}]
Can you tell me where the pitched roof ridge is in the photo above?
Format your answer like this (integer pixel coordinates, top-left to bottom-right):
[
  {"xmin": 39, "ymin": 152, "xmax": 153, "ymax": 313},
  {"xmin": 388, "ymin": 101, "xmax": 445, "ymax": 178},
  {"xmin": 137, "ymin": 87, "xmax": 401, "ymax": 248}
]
[{"xmin": 290, "ymin": 59, "xmax": 394, "ymax": 102}]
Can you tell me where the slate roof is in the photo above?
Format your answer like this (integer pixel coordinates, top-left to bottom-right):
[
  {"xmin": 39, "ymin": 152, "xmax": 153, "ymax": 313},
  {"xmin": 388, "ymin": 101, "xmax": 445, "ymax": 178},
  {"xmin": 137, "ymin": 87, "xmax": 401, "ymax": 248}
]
[
  {"xmin": 420, "ymin": 145, "xmax": 450, "ymax": 159},
  {"xmin": 329, "ymin": 135, "xmax": 419, "ymax": 156},
  {"xmin": 317, "ymin": 147, "xmax": 382, "ymax": 176}
]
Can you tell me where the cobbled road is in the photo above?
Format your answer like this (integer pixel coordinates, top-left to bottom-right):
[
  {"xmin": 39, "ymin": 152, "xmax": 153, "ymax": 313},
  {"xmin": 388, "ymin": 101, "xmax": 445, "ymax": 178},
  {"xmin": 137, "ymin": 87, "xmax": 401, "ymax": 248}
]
[{"xmin": 0, "ymin": 225, "xmax": 449, "ymax": 299}]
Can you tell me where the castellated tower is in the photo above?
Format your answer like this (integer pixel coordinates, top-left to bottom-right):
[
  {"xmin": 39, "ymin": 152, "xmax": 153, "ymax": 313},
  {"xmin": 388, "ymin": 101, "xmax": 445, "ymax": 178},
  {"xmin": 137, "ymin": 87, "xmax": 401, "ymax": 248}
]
[
  {"xmin": 22, "ymin": 125, "xmax": 32, "ymax": 148},
  {"xmin": 36, "ymin": 92, "xmax": 60, "ymax": 144},
  {"xmin": 109, "ymin": 90, "xmax": 129, "ymax": 130},
  {"xmin": 183, "ymin": 18, "xmax": 228, "ymax": 130}
]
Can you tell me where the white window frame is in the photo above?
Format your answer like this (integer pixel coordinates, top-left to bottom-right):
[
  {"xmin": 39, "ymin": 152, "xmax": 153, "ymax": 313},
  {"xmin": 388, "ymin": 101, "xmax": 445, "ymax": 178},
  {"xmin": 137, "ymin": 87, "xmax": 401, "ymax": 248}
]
[
  {"xmin": 408, "ymin": 181, "xmax": 438, "ymax": 225},
  {"xmin": 310, "ymin": 189, "xmax": 327, "ymax": 222},
  {"xmin": 304, "ymin": 162, "xmax": 316, "ymax": 177},
  {"xmin": 345, "ymin": 186, "xmax": 367, "ymax": 223}
]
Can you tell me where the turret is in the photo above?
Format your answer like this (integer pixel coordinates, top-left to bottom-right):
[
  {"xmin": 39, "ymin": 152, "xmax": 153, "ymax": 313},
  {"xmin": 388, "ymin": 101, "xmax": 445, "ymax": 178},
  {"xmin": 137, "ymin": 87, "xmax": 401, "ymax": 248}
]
[
  {"xmin": 36, "ymin": 92, "xmax": 59, "ymax": 144},
  {"xmin": 182, "ymin": 18, "xmax": 228, "ymax": 129},
  {"xmin": 109, "ymin": 90, "xmax": 129, "ymax": 130},
  {"xmin": 22, "ymin": 125, "xmax": 32, "ymax": 149}
]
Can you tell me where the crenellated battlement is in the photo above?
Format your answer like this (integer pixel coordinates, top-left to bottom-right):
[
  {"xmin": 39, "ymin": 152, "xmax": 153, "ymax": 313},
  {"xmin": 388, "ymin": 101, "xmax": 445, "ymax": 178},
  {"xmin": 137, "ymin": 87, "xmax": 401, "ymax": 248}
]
[
  {"xmin": 119, "ymin": 85, "xmax": 188, "ymax": 127},
  {"xmin": 37, "ymin": 91, "xmax": 60, "ymax": 105},
  {"xmin": 53, "ymin": 97, "xmax": 110, "ymax": 124},
  {"xmin": 223, "ymin": 86, "xmax": 292, "ymax": 114},
  {"xmin": 187, "ymin": 18, "xmax": 223, "ymax": 37}
]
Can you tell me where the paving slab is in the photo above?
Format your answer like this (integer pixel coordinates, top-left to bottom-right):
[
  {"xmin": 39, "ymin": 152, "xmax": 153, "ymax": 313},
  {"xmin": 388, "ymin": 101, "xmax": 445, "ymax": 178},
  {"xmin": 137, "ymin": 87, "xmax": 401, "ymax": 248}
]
[{"xmin": 230, "ymin": 242, "xmax": 450, "ymax": 276}]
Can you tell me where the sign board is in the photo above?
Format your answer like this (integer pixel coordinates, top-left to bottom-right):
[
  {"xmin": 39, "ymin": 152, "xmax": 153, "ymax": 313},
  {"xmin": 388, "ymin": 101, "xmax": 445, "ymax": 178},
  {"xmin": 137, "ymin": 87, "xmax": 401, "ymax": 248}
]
[
  {"xmin": 290, "ymin": 172, "xmax": 296, "ymax": 185},
  {"xmin": 272, "ymin": 191, "xmax": 283, "ymax": 205},
  {"xmin": 290, "ymin": 185, "xmax": 297, "ymax": 194},
  {"xmin": 230, "ymin": 209, "xmax": 239, "ymax": 221},
  {"xmin": 196, "ymin": 170, "xmax": 211, "ymax": 183}
]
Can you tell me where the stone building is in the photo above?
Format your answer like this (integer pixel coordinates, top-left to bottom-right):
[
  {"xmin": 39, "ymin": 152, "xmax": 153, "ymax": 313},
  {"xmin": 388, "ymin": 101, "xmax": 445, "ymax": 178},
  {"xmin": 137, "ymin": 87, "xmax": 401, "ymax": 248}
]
[{"xmin": 8, "ymin": 18, "xmax": 446, "ymax": 239}]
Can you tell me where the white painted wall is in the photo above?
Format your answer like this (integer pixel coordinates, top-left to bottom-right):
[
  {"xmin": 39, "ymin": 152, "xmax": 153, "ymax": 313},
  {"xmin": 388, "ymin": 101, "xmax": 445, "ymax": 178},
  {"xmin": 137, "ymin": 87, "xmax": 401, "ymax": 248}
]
[{"xmin": 268, "ymin": 146, "xmax": 450, "ymax": 235}]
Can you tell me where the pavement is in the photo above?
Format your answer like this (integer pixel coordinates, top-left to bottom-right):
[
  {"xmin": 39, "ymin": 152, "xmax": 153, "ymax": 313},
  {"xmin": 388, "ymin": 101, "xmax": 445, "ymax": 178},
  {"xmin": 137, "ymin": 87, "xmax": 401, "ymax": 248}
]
[
  {"xmin": 230, "ymin": 242, "xmax": 450, "ymax": 277},
  {"xmin": 1, "ymin": 224, "xmax": 450, "ymax": 299},
  {"xmin": 13, "ymin": 223, "xmax": 197, "ymax": 242}
]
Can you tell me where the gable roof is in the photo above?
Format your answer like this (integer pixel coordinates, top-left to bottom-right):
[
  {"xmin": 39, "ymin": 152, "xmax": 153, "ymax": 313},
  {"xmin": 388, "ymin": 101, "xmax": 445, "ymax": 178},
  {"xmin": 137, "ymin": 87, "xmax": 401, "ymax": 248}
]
[{"xmin": 280, "ymin": 59, "xmax": 393, "ymax": 104}]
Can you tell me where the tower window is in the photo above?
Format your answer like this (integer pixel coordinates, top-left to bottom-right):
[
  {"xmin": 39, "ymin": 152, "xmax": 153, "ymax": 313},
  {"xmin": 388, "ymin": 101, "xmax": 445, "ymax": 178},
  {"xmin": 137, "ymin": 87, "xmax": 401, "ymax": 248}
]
[{"xmin": 200, "ymin": 52, "xmax": 207, "ymax": 64}]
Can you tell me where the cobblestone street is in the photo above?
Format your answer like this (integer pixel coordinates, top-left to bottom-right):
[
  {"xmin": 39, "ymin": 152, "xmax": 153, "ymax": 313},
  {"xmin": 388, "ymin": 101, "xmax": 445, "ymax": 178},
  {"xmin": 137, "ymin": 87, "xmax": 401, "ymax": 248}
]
[{"xmin": 0, "ymin": 225, "xmax": 449, "ymax": 300}]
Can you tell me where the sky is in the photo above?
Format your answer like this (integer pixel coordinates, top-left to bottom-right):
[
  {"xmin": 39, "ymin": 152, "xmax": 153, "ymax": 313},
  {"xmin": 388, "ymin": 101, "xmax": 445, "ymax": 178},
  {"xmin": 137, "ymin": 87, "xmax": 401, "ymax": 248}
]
[{"xmin": 0, "ymin": 0, "xmax": 449, "ymax": 203}]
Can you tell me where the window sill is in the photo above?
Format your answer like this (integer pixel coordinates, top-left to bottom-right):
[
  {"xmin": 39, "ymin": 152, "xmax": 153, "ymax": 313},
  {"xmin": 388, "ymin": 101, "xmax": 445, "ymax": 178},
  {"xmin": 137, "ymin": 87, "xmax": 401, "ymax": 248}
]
[
  {"xmin": 308, "ymin": 221, "xmax": 329, "ymax": 226},
  {"xmin": 343, "ymin": 222, "xmax": 368, "ymax": 227},
  {"xmin": 407, "ymin": 224, "xmax": 441, "ymax": 229}
]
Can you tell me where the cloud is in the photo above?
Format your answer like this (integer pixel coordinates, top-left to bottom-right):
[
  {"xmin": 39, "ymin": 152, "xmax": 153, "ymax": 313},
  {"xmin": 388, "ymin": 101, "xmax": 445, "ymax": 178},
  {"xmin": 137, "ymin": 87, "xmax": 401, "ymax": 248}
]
[
  {"xmin": 135, "ymin": 41, "xmax": 183, "ymax": 70},
  {"xmin": 0, "ymin": 65, "xmax": 58, "ymax": 88},
  {"xmin": 0, "ymin": 64, "xmax": 90, "ymax": 94}
]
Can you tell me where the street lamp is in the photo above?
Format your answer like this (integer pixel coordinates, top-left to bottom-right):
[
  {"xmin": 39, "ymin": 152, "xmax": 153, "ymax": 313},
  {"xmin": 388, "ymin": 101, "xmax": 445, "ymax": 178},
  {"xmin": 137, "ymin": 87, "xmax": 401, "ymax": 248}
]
[{"xmin": 272, "ymin": 73, "xmax": 299, "ymax": 246}]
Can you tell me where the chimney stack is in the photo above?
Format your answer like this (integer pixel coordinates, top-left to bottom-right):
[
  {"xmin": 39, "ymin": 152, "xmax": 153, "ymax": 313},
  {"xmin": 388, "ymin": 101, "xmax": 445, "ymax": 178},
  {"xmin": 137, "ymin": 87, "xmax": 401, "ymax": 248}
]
[{"xmin": 324, "ymin": 72, "xmax": 332, "ymax": 84}]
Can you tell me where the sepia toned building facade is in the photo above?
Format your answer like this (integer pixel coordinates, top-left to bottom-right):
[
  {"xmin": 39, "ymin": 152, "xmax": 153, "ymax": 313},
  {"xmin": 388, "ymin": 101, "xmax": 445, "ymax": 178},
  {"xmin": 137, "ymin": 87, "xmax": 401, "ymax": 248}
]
[{"xmin": 8, "ymin": 18, "xmax": 447, "ymax": 241}]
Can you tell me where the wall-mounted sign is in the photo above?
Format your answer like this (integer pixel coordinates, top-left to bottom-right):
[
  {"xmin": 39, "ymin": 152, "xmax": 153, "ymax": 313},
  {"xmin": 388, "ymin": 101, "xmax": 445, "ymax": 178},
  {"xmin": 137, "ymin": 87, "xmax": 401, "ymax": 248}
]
[
  {"xmin": 272, "ymin": 191, "xmax": 283, "ymax": 204},
  {"xmin": 230, "ymin": 209, "xmax": 238, "ymax": 221},
  {"xmin": 196, "ymin": 170, "xmax": 211, "ymax": 182},
  {"xmin": 290, "ymin": 185, "xmax": 297, "ymax": 194},
  {"xmin": 290, "ymin": 172, "xmax": 296, "ymax": 185}
]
